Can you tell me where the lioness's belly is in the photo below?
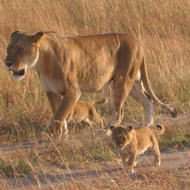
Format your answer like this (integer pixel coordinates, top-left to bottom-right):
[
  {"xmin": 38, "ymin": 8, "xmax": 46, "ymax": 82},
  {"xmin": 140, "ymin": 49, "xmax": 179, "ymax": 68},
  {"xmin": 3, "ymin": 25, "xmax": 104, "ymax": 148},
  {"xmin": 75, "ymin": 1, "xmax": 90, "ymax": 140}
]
[
  {"xmin": 76, "ymin": 53, "xmax": 116, "ymax": 92},
  {"xmin": 78, "ymin": 65, "xmax": 114, "ymax": 91}
]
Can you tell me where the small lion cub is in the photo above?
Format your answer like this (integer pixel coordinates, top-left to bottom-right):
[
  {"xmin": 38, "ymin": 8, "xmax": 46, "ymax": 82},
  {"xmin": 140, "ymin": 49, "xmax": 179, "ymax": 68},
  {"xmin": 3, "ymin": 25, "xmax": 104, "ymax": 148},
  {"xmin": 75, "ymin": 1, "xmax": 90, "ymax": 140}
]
[
  {"xmin": 110, "ymin": 124, "xmax": 165, "ymax": 173},
  {"xmin": 67, "ymin": 98, "xmax": 106, "ymax": 128}
]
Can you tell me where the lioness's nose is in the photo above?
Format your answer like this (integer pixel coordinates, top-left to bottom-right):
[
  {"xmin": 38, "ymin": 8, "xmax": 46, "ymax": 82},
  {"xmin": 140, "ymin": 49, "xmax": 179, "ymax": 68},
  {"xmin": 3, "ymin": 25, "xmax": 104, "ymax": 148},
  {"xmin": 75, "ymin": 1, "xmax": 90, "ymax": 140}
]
[{"xmin": 5, "ymin": 60, "xmax": 13, "ymax": 67}]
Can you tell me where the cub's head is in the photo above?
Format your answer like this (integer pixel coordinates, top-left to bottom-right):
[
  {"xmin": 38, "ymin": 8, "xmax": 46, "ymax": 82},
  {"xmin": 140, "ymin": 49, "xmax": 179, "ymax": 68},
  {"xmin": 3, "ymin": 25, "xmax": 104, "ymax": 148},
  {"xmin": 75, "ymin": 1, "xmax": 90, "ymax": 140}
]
[
  {"xmin": 5, "ymin": 31, "xmax": 44, "ymax": 80},
  {"xmin": 110, "ymin": 125, "xmax": 134, "ymax": 150}
]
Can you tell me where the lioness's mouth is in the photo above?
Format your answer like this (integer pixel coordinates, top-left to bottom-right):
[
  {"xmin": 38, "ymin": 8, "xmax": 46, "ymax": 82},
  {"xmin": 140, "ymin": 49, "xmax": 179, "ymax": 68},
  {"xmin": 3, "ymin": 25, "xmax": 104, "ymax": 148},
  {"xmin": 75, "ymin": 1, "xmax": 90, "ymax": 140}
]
[
  {"xmin": 9, "ymin": 67, "xmax": 27, "ymax": 80},
  {"xmin": 12, "ymin": 69, "xmax": 25, "ymax": 76}
]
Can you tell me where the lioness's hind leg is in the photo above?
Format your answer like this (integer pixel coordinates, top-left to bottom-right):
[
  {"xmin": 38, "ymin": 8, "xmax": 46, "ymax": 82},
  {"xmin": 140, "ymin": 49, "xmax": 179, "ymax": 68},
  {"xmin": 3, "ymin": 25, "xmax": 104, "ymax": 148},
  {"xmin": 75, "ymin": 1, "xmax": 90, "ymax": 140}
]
[
  {"xmin": 130, "ymin": 82, "xmax": 154, "ymax": 127},
  {"xmin": 111, "ymin": 46, "xmax": 143, "ymax": 126},
  {"xmin": 112, "ymin": 76, "xmax": 135, "ymax": 125}
]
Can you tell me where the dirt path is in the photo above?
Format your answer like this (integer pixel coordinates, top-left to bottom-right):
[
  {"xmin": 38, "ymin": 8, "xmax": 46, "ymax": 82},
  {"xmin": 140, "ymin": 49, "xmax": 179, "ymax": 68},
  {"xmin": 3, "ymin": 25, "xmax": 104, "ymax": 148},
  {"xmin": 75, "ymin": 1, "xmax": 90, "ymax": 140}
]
[
  {"xmin": 0, "ymin": 113, "xmax": 190, "ymax": 189},
  {"xmin": 0, "ymin": 149, "xmax": 189, "ymax": 190}
]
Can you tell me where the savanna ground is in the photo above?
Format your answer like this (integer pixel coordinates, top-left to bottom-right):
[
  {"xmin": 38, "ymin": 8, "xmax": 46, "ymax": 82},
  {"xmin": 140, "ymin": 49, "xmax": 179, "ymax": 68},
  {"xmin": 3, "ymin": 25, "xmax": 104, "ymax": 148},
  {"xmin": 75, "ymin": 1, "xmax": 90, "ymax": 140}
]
[{"xmin": 0, "ymin": 0, "xmax": 190, "ymax": 189}]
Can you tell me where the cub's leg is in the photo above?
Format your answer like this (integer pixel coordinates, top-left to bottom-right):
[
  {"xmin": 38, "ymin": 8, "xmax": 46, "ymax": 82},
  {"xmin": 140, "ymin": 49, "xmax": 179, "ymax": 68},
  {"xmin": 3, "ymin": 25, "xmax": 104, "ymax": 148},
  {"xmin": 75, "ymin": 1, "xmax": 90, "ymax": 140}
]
[
  {"xmin": 119, "ymin": 149, "xmax": 128, "ymax": 167},
  {"xmin": 127, "ymin": 152, "xmax": 137, "ymax": 174},
  {"xmin": 151, "ymin": 136, "xmax": 161, "ymax": 166},
  {"xmin": 90, "ymin": 107, "xmax": 105, "ymax": 128},
  {"xmin": 84, "ymin": 118, "xmax": 94, "ymax": 127}
]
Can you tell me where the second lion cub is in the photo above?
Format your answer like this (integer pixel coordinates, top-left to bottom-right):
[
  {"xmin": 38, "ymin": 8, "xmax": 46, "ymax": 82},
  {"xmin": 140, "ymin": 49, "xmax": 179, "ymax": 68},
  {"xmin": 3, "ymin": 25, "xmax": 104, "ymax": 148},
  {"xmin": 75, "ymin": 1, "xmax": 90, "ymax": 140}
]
[
  {"xmin": 110, "ymin": 124, "xmax": 165, "ymax": 173},
  {"xmin": 68, "ymin": 98, "xmax": 106, "ymax": 128}
]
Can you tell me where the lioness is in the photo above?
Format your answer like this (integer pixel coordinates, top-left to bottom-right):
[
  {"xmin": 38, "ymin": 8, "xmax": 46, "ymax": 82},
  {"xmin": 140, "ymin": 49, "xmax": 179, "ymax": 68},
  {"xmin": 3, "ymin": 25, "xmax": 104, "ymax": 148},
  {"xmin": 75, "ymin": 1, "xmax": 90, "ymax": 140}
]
[
  {"xmin": 5, "ymin": 31, "xmax": 176, "ymax": 136},
  {"xmin": 109, "ymin": 124, "xmax": 165, "ymax": 174},
  {"xmin": 68, "ymin": 98, "xmax": 106, "ymax": 128}
]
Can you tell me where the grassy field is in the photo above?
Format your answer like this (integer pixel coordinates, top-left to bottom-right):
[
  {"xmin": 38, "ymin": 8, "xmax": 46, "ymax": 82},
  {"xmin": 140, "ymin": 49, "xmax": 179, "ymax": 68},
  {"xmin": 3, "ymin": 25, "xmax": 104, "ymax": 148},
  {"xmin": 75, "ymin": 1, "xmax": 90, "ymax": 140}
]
[
  {"xmin": 0, "ymin": 0, "xmax": 190, "ymax": 189},
  {"xmin": 0, "ymin": 0, "xmax": 189, "ymax": 141}
]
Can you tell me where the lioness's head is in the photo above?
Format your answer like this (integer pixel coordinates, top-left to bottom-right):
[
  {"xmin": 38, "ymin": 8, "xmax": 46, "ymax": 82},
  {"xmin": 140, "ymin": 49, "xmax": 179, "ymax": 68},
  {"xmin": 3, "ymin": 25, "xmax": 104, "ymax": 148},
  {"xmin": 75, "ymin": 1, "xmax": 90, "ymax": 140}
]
[
  {"xmin": 110, "ymin": 125, "xmax": 134, "ymax": 150},
  {"xmin": 5, "ymin": 31, "xmax": 44, "ymax": 80}
]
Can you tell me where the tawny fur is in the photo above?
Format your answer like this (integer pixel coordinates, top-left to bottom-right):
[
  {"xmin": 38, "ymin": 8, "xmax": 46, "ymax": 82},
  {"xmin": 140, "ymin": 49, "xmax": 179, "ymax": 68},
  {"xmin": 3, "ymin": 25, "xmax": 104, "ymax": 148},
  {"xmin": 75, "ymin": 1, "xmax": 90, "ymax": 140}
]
[
  {"xmin": 110, "ymin": 124, "xmax": 165, "ymax": 173},
  {"xmin": 68, "ymin": 99, "xmax": 106, "ymax": 128},
  {"xmin": 5, "ymin": 31, "xmax": 175, "ymax": 136}
]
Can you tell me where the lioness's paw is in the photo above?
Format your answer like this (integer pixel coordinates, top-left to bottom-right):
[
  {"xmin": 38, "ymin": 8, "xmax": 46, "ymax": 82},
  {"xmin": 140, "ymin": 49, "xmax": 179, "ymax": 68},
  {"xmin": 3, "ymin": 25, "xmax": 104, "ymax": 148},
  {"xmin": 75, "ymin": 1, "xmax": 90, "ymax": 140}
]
[{"xmin": 47, "ymin": 119, "xmax": 69, "ymax": 140}]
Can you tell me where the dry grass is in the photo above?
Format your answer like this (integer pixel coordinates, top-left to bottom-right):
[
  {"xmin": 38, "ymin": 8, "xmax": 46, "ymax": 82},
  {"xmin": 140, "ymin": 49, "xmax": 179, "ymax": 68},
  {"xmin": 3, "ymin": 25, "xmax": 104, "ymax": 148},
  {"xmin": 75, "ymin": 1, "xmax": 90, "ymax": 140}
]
[
  {"xmin": 0, "ymin": 0, "xmax": 189, "ymax": 136},
  {"xmin": 0, "ymin": 0, "xmax": 190, "ymax": 189},
  {"xmin": 0, "ymin": 0, "xmax": 190, "ymax": 118}
]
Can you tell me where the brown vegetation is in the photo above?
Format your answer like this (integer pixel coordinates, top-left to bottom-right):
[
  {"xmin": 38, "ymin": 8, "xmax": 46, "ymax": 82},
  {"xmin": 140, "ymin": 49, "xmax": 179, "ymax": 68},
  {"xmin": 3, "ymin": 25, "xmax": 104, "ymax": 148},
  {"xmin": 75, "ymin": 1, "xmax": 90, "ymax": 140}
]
[
  {"xmin": 0, "ymin": 0, "xmax": 190, "ymax": 189},
  {"xmin": 0, "ymin": 0, "xmax": 190, "ymax": 127}
]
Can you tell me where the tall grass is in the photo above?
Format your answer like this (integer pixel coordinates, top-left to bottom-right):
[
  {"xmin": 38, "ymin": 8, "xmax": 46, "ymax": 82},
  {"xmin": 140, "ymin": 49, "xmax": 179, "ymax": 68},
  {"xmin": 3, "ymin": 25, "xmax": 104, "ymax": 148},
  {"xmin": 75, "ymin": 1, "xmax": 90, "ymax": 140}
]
[{"xmin": 0, "ymin": 0, "xmax": 189, "ymax": 137}]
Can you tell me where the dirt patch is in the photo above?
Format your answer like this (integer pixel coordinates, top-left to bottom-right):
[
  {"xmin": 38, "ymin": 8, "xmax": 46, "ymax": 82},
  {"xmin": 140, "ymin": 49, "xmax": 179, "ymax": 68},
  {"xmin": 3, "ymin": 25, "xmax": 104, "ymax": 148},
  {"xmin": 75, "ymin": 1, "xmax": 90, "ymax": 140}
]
[{"xmin": 0, "ymin": 150, "xmax": 189, "ymax": 190}]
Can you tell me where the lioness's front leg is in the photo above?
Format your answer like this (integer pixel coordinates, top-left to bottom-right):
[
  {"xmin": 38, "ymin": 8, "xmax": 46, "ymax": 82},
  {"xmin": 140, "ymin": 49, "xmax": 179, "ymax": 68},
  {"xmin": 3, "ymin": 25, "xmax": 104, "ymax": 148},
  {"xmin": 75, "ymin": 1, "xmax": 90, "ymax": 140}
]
[
  {"xmin": 49, "ymin": 88, "xmax": 81, "ymax": 137},
  {"xmin": 46, "ymin": 92, "xmax": 62, "ymax": 114}
]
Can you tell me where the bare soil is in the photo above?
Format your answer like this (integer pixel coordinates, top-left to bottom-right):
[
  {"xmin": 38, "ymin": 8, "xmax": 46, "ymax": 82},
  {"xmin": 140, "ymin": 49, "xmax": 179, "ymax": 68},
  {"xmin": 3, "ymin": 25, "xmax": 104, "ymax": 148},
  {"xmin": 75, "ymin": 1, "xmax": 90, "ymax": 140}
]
[
  {"xmin": 0, "ymin": 113, "xmax": 189, "ymax": 190},
  {"xmin": 0, "ymin": 150, "xmax": 190, "ymax": 190},
  {"xmin": 0, "ymin": 143, "xmax": 189, "ymax": 190}
]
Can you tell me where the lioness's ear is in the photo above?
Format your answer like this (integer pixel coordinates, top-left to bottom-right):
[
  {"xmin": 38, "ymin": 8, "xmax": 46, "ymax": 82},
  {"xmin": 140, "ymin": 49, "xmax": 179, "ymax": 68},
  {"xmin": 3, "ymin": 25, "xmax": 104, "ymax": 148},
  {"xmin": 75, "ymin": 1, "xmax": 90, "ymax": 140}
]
[
  {"xmin": 11, "ymin": 31, "xmax": 20, "ymax": 39},
  {"xmin": 31, "ymin": 32, "xmax": 44, "ymax": 43}
]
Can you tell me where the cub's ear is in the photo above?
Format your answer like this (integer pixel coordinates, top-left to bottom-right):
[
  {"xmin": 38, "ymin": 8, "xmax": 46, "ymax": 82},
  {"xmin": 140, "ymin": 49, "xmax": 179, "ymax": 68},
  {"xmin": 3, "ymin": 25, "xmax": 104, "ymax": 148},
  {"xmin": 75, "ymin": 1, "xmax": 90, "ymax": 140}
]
[
  {"xmin": 127, "ymin": 125, "xmax": 133, "ymax": 131},
  {"xmin": 156, "ymin": 124, "xmax": 164, "ymax": 130},
  {"xmin": 31, "ymin": 32, "xmax": 44, "ymax": 43},
  {"xmin": 156, "ymin": 124, "xmax": 162, "ymax": 129}
]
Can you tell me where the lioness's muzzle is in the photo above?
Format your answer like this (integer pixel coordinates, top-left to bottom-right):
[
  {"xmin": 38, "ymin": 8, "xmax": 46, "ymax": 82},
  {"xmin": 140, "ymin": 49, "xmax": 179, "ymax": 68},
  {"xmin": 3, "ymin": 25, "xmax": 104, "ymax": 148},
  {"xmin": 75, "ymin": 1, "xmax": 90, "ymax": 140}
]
[
  {"xmin": 11, "ymin": 69, "xmax": 25, "ymax": 76},
  {"xmin": 5, "ymin": 62, "xmax": 26, "ymax": 79}
]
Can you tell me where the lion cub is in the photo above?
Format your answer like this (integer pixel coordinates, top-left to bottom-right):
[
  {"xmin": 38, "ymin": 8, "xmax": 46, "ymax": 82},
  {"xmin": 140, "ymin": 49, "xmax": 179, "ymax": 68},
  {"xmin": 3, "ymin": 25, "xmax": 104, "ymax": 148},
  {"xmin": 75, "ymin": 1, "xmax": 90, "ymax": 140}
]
[
  {"xmin": 110, "ymin": 124, "xmax": 165, "ymax": 173},
  {"xmin": 68, "ymin": 99, "xmax": 106, "ymax": 128}
]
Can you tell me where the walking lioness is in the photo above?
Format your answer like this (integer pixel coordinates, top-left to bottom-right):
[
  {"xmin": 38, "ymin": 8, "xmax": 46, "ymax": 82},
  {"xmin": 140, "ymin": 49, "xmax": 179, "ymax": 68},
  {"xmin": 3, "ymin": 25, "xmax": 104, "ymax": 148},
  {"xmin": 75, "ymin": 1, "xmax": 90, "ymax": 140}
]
[
  {"xmin": 5, "ymin": 31, "xmax": 176, "ymax": 136},
  {"xmin": 109, "ymin": 124, "xmax": 165, "ymax": 173}
]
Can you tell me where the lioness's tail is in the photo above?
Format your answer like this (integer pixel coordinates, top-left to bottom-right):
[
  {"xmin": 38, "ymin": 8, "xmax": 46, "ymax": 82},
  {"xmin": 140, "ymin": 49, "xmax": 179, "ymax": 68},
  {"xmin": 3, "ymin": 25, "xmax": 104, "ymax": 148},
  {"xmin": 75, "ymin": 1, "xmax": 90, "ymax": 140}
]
[
  {"xmin": 155, "ymin": 124, "xmax": 165, "ymax": 135},
  {"xmin": 141, "ymin": 58, "xmax": 177, "ymax": 117}
]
